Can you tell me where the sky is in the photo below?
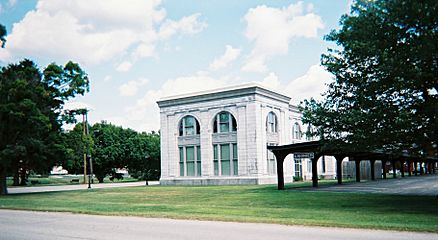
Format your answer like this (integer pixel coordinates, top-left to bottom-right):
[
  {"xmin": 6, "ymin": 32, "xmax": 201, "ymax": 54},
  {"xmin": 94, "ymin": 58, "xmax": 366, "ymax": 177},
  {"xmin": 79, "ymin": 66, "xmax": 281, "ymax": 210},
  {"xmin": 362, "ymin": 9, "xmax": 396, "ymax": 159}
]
[{"xmin": 0, "ymin": 0, "xmax": 351, "ymax": 132}]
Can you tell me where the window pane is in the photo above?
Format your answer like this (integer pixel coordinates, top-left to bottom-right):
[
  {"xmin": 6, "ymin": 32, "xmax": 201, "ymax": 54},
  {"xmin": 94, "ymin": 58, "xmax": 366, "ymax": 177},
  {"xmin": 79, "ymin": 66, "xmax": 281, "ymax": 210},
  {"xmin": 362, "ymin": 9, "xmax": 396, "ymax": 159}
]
[
  {"xmin": 221, "ymin": 161, "xmax": 230, "ymax": 176},
  {"xmin": 185, "ymin": 126, "xmax": 194, "ymax": 136},
  {"xmin": 232, "ymin": 144, "xmax": 237, "ymax": 159},
  {"xmin": 186, "ymin": 147, "xmax": 194, "ymax": 161},
  {"xmin": 180, "ymin": 162, "xmax": 184, "ymax": 176},
  {"xmin": 196, "ymin": 146, "xmax": 201, "ymax": 176},
  {"xmin": 213, "ymin": 145, "xmax": 219, "ymax": 176},
  {"xmin": 185, "ymin": 116, "xmax": 194, "ymax": 127},
  {"xmin": 220, "ymin": 123, "xmax": 229, "ymax": 132},
  {"xmin": 233, "ymin": 160, "xmax": 238, "ymax": 176},
  {"xmin": 179, "ymin": 147, "xmax": 184, "ymax": 176},
  {"xmin": 219, "ymin": 113, "xmax": 229, "ymax": 123},
  {"xmin": 221, "ymin": 144, "xmax": 230, "ymax": 176},
  {"xmin": 214, "ymin": 160, "xmax": 219, "ymax": 176},
  {"xmin": 187, "ymin": 162, "xmax": 195, "ymax": 176}
]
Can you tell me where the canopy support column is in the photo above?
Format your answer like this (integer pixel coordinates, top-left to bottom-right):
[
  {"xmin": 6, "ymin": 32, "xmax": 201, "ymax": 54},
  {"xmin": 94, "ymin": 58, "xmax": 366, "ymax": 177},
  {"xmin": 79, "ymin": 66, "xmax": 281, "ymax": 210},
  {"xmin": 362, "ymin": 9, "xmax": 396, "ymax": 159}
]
[
  {"xmin": 311, "ymin": 154, "xmax": 321, "ymax": 188},
  {"xmin": 370, "ymin": 159, "xmax": 376, "ymax": 181},
  {"xmin": 335, "ymin": 155, "xmax": 344, "ymax": 185},
  {"xmin": 273, "ymin": 151, "xmax": 287, "ymax": 190},
  {"xmin": 355, "ymin": 159, "xmax": 361, "ymax": 182}
]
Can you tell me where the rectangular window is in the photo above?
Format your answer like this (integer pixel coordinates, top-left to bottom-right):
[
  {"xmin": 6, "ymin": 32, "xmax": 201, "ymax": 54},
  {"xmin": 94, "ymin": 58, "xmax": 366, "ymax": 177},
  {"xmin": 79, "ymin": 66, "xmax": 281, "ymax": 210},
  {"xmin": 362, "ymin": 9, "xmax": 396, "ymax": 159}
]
[
  {"xmin": 294, "ymin": 159, "xmax": 302, "ymax": 177},
  {"xmin": 179, "ymin": 147, "xmax": 184, "ymax": 176},
  {"xmin": 232, "ymin": 143, "xmax": 238, "ymax": 176},
  {"xmin": 220, "ymin": 144, "xmax": 230, "ymax": 176},
  {"xmin": 307, "ymin": 159, "xmax": 312, "ymax": 173},
  {"xmin": 213, "ymin": 145, "xmax": 219, "ymax": 176},
  {"xmin": 219, "ymin": 113, "xmax": 230, "ymax": 132},
  {"xmin": 196, "ymin": 146, "xmax": 201, "ymax": 176},
  {"xmin": 186, "ymin": 146, "xmax": 195, "ymax": 176},
  {"xmin": 267, "ymin": 150, "xmax": 276, "ymax": 175}
]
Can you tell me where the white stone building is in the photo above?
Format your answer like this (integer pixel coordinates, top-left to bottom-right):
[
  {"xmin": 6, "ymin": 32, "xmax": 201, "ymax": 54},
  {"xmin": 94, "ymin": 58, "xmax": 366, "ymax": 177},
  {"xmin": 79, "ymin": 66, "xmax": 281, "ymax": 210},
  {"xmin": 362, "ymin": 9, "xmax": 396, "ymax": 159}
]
[{"xmin": 157, "ymin": 83, "xmax": 337, "ymax": 185}]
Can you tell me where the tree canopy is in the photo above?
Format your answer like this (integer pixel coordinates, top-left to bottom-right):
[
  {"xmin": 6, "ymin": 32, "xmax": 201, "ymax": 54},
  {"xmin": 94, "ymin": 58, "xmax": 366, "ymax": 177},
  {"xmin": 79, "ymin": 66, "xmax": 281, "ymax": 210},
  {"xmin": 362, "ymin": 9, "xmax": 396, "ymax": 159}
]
[
  {"xmin": 62, "ymin": 121, "xmax": 160, "ymax": 183},
  {"xmin": 0, "ymin": 59, "xmax": 89, "ymax": 194},
  {"xmin": 301, "ymin": 0, "xmax": 438, "ymax": 157}
]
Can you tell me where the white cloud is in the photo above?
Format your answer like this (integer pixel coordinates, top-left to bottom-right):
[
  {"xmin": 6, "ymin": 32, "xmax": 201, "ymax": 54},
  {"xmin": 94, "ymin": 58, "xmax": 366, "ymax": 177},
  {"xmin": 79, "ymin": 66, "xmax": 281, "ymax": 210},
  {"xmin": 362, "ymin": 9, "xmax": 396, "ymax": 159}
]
[
  {"xmin": 116, "ymin": 61, "xmax": 132, "ymax": 72},
  {"xmin": 285, "ymin": 64, "xmax": 333, "ymax": 104},
  {"xmin": 103, "ymin": 75, "xmax": 112, "ymax": 82},
  {"xmin": 259, "ymin": 72, "xmax": 280, "ymax": 90},
  {"xmin": 0, "ymin": 0, "xmax": 206, "ymax": 65},
  {"xmin": 8, "ymin": 0, "xmax": 17, "ymax": 7},
  {"xmin": 121, "ymin": 72, "xmax": 228, "ymax": 132},
  {"xmin": 209, "ymin": 45, "xmax": 241, "ymax": 71},
  {"xmin": 158, "ymin": 13, "xmax": 207, "ymax": 39},
  {"xmin": 119, "ymin": 78, "xmax": 149, "ymax": 97},
  {"xmin": 242, "ymin": 2, "xmax": 324, "ymax": 73}
]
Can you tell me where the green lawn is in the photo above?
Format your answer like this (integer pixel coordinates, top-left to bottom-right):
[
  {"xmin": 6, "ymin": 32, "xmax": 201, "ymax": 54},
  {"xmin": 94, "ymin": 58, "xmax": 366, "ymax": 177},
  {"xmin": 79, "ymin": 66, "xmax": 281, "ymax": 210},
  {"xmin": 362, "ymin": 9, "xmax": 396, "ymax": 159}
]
[{"xmin": 1, "ymin": 184, "xmax": 437, "ymax": 232}]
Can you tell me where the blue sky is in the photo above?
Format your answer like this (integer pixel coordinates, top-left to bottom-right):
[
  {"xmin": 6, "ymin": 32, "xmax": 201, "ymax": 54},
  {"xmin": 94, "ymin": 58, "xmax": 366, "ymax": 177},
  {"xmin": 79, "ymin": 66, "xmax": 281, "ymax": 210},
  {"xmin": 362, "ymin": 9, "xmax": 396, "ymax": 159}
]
[{"xmin": 0, "ymin": 0, "xmax": 351, "ymax": 132}]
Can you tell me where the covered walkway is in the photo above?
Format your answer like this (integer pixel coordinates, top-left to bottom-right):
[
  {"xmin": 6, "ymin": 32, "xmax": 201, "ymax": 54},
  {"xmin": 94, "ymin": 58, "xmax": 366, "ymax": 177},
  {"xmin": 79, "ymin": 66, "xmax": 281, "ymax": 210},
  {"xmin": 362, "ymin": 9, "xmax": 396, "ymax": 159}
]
[{"xmin": 268, "ymin": 141, "xmax": 438, "ymax": 190}]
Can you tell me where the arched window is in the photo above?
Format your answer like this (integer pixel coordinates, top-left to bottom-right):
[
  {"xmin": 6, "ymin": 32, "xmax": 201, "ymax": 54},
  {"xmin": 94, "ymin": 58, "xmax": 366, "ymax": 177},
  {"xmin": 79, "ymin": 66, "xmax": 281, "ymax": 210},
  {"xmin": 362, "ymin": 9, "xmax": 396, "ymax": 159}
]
[
  {"xmin": 179, "ymin": 115, "xmax": 200, "ymax": 136},
  {"xmin": 212, "ymin": 111, "xmax": 238, "ymax": 176},
  {"xmin": 293, "ymin": 122, "xmax": 301, "ymax": 139},
  {"xmin": 213, "ymin": 111, "xmax": 237, "ymax": 133},
  {"xmin": 266, "ymin": 112, "xmax": 277, "ymax": 133}
]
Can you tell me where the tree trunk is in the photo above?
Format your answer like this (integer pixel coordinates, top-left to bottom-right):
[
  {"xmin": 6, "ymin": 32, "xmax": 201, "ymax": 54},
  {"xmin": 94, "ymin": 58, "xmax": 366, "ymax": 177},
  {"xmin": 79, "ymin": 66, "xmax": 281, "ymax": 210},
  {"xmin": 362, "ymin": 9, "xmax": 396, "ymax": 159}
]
[
  {"xmin": 13, "ymin": 171, "xmax": 19, "ymax": 186},
  {"xmin": 0, "ymin": 165, "xmax": 7, "ymax": 195},
  {"xmin": 19, "ymin": 168, "xmax": 27, "ymax": 186}
]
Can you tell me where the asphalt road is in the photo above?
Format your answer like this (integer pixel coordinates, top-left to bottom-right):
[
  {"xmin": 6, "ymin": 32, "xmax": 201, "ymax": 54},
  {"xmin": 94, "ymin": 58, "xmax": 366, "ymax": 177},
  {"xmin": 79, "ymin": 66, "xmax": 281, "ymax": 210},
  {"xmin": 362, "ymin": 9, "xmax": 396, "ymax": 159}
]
[
  {"xmin": 7, "ymin": 181, "xmax": 159, "ymax": 194},
  {"xmin": 1, "ymin": 210, "xmax": 437, "ymax": 240}
]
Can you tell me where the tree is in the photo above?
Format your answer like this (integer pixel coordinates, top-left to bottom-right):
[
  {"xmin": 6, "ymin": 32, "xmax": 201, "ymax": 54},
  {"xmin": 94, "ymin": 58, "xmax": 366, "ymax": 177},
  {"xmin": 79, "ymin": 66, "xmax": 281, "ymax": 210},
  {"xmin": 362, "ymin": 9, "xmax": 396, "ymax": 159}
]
[
  {"xmin": 0, "ymin": 60, "xmax": 89, "ymax": 194},
  {"xmin": 126, "ymin": 132, "xmax": 160, "ymax": 184},
  {"xmin": 0, "ymin": 24, "xmax": 6, "ymax": 48},
  {"xmin": 90, "ymin": 122, "xmax": 126, "ymax": 183},
  {"xmin": 301, "ymin": 0, "xmax": 438, "ymax": 156}
]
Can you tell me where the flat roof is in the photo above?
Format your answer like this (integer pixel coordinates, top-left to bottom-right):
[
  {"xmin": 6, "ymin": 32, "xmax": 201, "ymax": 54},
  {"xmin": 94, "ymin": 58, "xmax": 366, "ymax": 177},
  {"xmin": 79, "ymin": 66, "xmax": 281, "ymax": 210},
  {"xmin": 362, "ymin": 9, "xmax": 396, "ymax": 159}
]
[{"xmin": 157, "ymin": 82, "xmax": 292, "ymax": 108}]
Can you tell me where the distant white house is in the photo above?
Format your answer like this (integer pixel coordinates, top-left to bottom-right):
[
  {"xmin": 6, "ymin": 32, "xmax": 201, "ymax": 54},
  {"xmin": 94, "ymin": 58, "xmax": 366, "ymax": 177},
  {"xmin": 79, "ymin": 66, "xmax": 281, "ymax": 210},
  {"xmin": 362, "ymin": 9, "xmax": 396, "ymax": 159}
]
[
  {"xmin": 50, "ymin": 166, "xmax": 68, "ymax": 175},
  {"xmin": 157, "ymin": 83, "xmax": 337, "ymax": 185}
]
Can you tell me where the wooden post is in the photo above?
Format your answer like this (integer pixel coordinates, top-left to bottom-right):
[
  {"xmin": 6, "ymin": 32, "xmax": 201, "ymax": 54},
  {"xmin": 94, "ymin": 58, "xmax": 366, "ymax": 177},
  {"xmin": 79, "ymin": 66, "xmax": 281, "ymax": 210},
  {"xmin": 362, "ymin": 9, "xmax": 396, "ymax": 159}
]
[
  {"xmin": 400, "ymin": 160, "xmax": 405, "ymax": 177},
  {"xmin": 370, "ymin": 159, "xmax": 376, "ymax": 181},
  {"xmin": 274, "ymin": 151, "xmax": 287, "ymax": 190},
  {"xmin": 355, "ymin": 159, "xmax": 361, "ymax": 182},
  {"xmin": 391, "ymin": 160, "xmax": 396, "ymax": 178},
  {"xmin": 420, "ymin": 162, "xmax": 424, "ymax": 175},
  {"xmin": 407, "ymin": 160, "xmax": 412, "ymax": 176},
  {"xmin": 312, "ymin": 155, "xmax": 319, "ymax": 187},
  {"xmin": 414, "ymin": 161, "xmax": 418, "ymax": 176},
  {"xmin": 382, "ymin": 160, "xmax": 387, "ymax": 179},
  {"xmin": 335, "ymin": 156, "xmax": 343, "ymax": 185}
]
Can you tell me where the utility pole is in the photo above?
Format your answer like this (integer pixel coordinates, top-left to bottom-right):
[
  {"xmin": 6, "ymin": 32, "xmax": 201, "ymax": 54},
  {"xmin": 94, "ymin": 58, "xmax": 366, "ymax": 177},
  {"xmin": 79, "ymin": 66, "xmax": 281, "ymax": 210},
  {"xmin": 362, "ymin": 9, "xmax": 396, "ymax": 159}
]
[{"xmin": 82, "ymin": 111, "xmax": 87, "ymax": 184}]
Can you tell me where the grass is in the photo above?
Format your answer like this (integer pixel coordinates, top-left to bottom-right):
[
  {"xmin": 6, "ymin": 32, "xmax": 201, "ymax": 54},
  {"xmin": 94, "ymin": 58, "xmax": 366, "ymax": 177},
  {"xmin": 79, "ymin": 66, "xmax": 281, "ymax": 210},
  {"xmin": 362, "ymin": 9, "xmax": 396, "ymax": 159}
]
[{"xmin": 1, "ymin": 182, "xmax": 437, "ymax": 233}]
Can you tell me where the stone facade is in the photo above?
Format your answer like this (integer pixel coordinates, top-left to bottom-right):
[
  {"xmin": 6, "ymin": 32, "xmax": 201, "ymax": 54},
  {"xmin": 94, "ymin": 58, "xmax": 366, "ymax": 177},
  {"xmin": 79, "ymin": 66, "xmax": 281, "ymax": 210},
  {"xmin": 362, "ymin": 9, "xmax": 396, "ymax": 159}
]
[{"xmin": 157, "ymin": 83, "xmax": 337, "ymax": 185}]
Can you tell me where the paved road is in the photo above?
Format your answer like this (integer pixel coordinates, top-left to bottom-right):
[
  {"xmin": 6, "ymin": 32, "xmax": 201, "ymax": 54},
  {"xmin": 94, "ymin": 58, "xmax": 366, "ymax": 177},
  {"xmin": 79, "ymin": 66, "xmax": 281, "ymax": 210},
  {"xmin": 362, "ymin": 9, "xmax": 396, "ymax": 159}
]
[
  {"xmin": 296, "ymin": 174, "xmax": 438, "ymax": 196},
  {"xmin": 0, "ymin": 210, "xmax": 436, "ymax": 240},
  {"xmin": 7, "ymin": 181, "xmax": 159, "ymax": 194}
]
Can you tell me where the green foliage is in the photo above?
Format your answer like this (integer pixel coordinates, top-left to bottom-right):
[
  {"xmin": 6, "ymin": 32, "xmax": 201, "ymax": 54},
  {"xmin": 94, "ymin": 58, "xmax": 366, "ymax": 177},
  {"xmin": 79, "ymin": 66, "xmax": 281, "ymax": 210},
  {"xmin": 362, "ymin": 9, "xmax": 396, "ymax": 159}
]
[
  {"xmin": 0, "ymin": 59, "xmax": 89, "ymax": 194},
  {"xmin": 0, "ymin": 24, "xmax": 6, "ymax": 48},
  {"xmin": 301, "ymin": 0, "xmax": 438, "ymax": 155},
  {"xmin": 62, "ymin": 121, "xmax": 160, "ymax": 183}
]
